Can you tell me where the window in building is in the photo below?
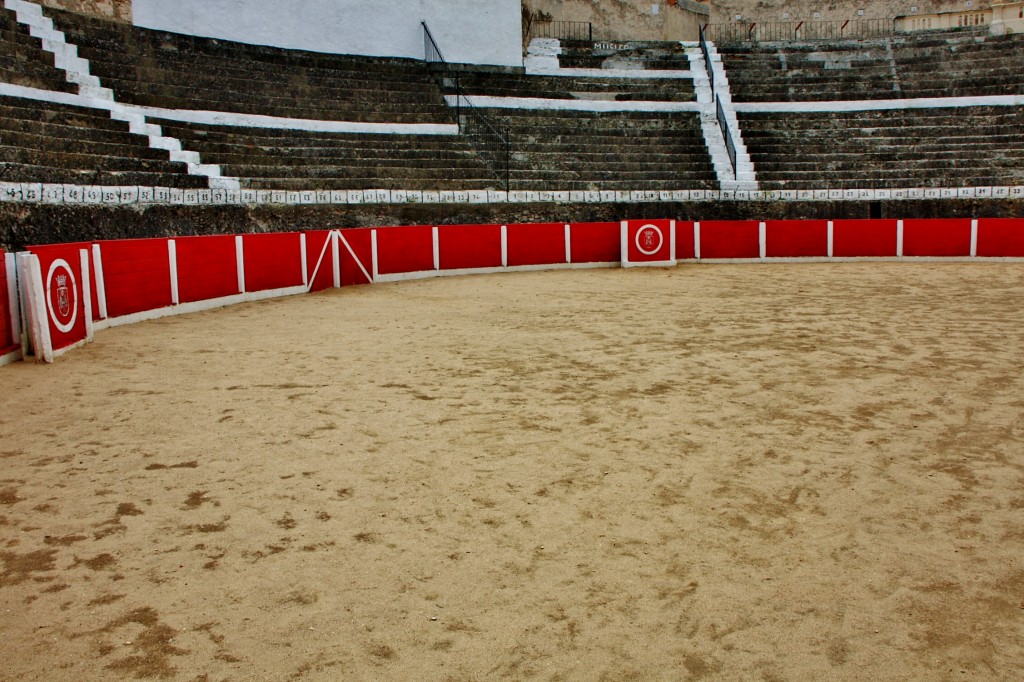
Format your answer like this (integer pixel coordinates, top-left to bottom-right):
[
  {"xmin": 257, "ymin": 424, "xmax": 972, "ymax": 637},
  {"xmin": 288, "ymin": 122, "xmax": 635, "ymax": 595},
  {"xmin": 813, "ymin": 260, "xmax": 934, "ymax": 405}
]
[
  {"xmin": 782, "ymin": 12, "xmax": 789, "ymax": 19},
  {"xmin": 813, "ymin": 11, "xmax": 821, "ymax": 19},
  {"xmin": 857, "ymin": 9, "xmax": 865, "ymax": 16},
  {"xmin": 910, "ymin": 5, "xmax": 918, "ymax": 12}
]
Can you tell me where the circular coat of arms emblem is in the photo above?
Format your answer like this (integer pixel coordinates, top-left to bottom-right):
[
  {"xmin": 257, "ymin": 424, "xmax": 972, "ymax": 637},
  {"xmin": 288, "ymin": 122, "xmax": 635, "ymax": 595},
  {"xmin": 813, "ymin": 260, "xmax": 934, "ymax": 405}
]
[
  {"xmin": 45, "ymin": 258, "xmax": 78, "ymax": 334},
  {"xmin": 635, "ymin": 224, "xmax": 664, "ymax": 256}
]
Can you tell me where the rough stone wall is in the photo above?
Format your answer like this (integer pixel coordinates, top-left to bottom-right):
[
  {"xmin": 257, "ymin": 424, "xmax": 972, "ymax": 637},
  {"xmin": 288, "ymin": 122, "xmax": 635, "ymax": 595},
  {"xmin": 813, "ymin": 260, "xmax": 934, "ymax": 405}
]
[
  {"xmin": 524, "ymin": 0, "xmax": 708, "ymax": 42},
  {"xmin": 710, "ymin": 1, "xmax": 991, "ymax": 25},
  {"xmin": 36, "ymin": 0, "xmax": 131, "ymax": 22}
]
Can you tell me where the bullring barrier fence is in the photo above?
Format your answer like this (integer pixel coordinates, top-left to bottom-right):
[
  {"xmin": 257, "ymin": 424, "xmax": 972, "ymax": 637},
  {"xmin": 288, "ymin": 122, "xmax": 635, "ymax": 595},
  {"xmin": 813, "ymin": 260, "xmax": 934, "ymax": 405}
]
[{"xmin": 2, "ymin": 217, "xmax": 1023, "ymax": 364}]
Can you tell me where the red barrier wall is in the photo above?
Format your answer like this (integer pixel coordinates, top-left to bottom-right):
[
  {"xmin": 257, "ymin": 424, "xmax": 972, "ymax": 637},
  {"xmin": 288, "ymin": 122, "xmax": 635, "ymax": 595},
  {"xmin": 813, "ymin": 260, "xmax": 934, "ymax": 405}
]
[
  {"xmin": 507, "ymin": 223, "xmax": 566, "ymax": 267},
  {"xmin": 338, "ymin": 229, "xmax": 374, "ymax": 286},
  {"xmin": 243, "ymin": 232, "xmax": 304, "ymax": 293},
  {"xmin": 28, "ymin": 243, "xmax": 90, "ymax": 352},
  {"xmin": 833, "ymin": 220, "xmax": 898, "ymax": 257},
  {"xmin": 977, "ymin": 218, "xmax": 1024, "ymax": 258},
  {"xmin": 174, "ymin": 235, "xmax": 239, "ymax": 304},
  {"xmin": 438, "ymin": 224, "xmax": 502, "ymax": 271},
  {"xmin": 376, "ymin": 225, "xmax": 433, "ymax": 275},
  {"xmin": 97, "ymin": 238, "xmax": 173, "ymax": 319},
  {"xmin": 700, "ymin": 220, "xmax": 760, "ymax": 259},
  {"xmin": 0, "ymin": 250, "xmax": 14, "ymax": 355},
  {"xmin": 675, "ymin": 222, "xmax": 696, "ymax": 260},
  {"xmin": 903, "ymin": 219, "xmax": 972, "ymax": 257},
  {"xmin": 304, "ymin": 231, "xmax": 336, "ymax": 292},
  {"xmin": 569, "ymin": 222, "xmax": 619, "ymax": 263},
  {"xmin": 766, "ymin": 220, "xmax": 828, "ymax": 258}
]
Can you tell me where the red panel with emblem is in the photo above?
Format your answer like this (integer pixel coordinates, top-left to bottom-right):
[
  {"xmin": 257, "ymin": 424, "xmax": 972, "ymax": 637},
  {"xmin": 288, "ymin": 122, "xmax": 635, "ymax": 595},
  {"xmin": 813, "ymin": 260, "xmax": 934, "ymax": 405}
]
[
  {"xmin": 337, "ymin": 229, "xmax": 374, "ymax": 286},
  {"xmin": 27, "ymin": 243, "xmax": 91, "ymax": 352},
  {"xmin": 623, "ymin": 219, "xmax": 674, "ymax": 264},
  {"xmin": 375, "ymin": 225, "xmax": 434, "ymax": 275},
  {"xmin": 95, "ymin": 238, "xmax": 173, "ymax": 319},
  {"xmin": 902, "ymin": 219, "xmax": 972, "ymax": 257},
  {"xmin": 569, "ymin": 222, "xmax": 620, "ymax": 264},
  {"xmin": 976, "ymin": 218, "xmax": 1024, "ymax": 257},
  {"xmin": 243, "ymin": 232, "xmax": 305, "ymax": 292},
  {"xmin": 438, "ymin": 223, "xmax": 502, "ymax": 270},
  {"xmin": 832, "ymin": 219, "xmax": 898, "ymax": 257},
  {"xmin": 0, "ymin": 250, "xmax": 14, "ymax": 355},
  {"xmin": 174, "ymin": 235, "xmax": 240, "ymax": 304},
  {"xmin": 766, "ymin": 220, "xmax": 828, "ymax": 258},
  {"xmin": 304, "ymin": 230, "xmax": 336, "ymax": 292},
  {"xmin": 506, "ymin": 223, "xmax": 566, "ymax": 267},
  {"xmin": 699, "ymin": 220, "xmax": 760, "ymax": 259}
]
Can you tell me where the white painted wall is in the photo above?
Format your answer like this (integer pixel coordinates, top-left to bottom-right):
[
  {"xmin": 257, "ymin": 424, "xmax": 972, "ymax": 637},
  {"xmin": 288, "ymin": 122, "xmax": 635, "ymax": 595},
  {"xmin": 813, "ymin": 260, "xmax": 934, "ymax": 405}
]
[{"xmin": 131, "ymin": 0, "xmax": 522, "ymax": 66}]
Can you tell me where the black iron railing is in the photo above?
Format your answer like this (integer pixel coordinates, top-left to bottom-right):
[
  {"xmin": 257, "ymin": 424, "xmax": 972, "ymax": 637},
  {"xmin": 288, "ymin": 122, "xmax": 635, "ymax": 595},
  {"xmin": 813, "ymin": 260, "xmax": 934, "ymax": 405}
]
[
  {"xmin": 716, "ymin": 95, "xmax": 737, "ymax": 180},
  {"xmin": 528, "ymin": 19, "xmax": 593, "ymax": 43},
  {"xmin": 422, "ymin": 22, "xmax": 510, "ymax": 191},
  {"xmin": 699, "ymin": 24, "xmax": 714, "ymax": 95},
  {"xmin": 704, "ymin": 18, "xmax": 894, "ymax": 43}
]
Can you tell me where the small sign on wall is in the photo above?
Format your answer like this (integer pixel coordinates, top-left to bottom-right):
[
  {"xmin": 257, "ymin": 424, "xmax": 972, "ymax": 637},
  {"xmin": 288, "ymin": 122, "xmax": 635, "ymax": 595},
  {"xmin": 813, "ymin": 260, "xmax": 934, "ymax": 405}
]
[{"xmin": 621, "ymin": 219, "xmax": 676, "ymax": 268}]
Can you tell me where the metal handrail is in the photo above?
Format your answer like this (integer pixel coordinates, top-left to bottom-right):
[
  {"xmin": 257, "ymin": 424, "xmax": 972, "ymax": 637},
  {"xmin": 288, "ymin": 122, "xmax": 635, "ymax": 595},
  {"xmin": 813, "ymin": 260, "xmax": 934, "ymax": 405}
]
[
  {"xmin": 421, "ymin": 22, "xmax": 510, "ymax": 191},
  {"xmin": 716, "ymin": 95, "xmax": 737, "ymax": 180},
  {"xmin": 699, "ymin": 24, "xmax": 714, "ymax": 95},
  {"xmin": 528, "ymin": 20, "xmax": 593, "ymax": 43}
]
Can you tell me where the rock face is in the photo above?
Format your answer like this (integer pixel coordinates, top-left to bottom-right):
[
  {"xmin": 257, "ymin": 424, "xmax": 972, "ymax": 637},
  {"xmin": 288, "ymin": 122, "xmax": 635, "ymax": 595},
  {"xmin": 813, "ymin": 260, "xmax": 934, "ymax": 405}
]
[
  {"xmin": 37, "ymin": 0, "xmax": 129, "ymax": 23},
  {"xmin": 710, "ymin": 0, "xmax": 992, "ymax": 25}
]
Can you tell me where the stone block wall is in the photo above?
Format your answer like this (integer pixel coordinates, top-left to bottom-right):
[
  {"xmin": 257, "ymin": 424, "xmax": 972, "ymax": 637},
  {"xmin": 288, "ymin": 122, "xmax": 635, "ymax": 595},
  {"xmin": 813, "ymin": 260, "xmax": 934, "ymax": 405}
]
[{"xmin": 524, "ymin": 0, "xmax": 708, "ymax": 42}]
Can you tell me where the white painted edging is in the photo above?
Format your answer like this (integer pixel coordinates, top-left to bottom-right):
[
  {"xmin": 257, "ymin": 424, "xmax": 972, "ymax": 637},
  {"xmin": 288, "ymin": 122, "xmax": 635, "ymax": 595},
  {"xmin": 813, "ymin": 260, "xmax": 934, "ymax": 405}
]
[{"xmin": 373, "ymin": 261, "xmax": 618, "ymax": 284}]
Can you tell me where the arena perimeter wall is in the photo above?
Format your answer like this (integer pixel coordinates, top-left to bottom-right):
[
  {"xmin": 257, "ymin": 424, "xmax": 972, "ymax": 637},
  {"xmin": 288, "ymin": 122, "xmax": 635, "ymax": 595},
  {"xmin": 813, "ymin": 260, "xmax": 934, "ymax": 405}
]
[{"xmin": 4, "ymin": 217, "xmax": 1024, "ymax": 364}]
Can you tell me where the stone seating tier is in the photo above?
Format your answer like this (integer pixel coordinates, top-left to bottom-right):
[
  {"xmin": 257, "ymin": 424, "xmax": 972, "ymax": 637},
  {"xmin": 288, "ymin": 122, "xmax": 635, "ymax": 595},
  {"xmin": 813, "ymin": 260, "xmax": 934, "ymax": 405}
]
[
  {"xmin": 739, "ymin": 107, "xmax": 1024, "ymax": 189},
  {"xmin": 0, "ymin": 6, "xmax": 75, "ymax": 93},
  {"xmin": 46, "ymin": 8, "xmax": 453, "ymax": 124},
  {"xmin": 152, "ymin": 120, "xmax": 499, "ymax": 191},
  {"xmin": 480, "ymin": 109, "xmax": 717, "ymax": 191},
  {"xmin": 720, "ymin": 29, "xmax": 1024, "ymax": 102},
  {"xmin": 0, "ymin": 94, "xmax": 206, "ymax": 188},
  {"xmin": 453, "ymin": 71, "xmax": 697, "ymax": 102}
]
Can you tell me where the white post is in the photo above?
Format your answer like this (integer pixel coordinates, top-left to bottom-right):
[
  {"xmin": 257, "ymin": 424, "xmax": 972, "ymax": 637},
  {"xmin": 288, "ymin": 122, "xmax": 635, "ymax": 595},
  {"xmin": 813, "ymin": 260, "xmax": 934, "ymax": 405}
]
[
  {"xmin": 501, "ymin": 225, "xmax": 508, "ymax": 268},
  {"xmin": 23, "ymin": 253, "xmax": 52, "ymax": 363},
  {"xmin": 970, "ymin": 219, "xmax": 978, "ymax": 257},
  {"xmin": 758, "ymin": 221, "xmax": 767, "ymax": 260},
  {"xmin": 331, "ymin": 231, "xmax": 341, "ymax": 288},
  {"xmin": 694, "ymin": 222, "xmax": 701, "ymax": 260},
  {"xmin": 369, "ymin": 230, "xmax": 378, "ymax": 283},
  {"xmin": 91, "ymin": 243, "xmax": 108, "ymax": 320},
  {"xmin": 167, "ymin": 240, "xmax": 179, "ymax": 305},
  {"xmin": 827, "ymin": 220, "xmax": 834, "ymax": 258},
  {"xmin": 80, "ymin": 249, "xmax": 93, "ymax": 342},
  {"xmin": 670, "ymin": 220, "xmax": 677, "ymax": 263},
  {"xmin": 299, "ymin": 233, "xmax": 308, "ymax": 286},
  {"xmin": 619, "ymin": 220, "xmax": 629, "ymax": 265},
  {"xmin": 235, "ymin": 235, "xmax": 246, "ymax": 293},
  {"xmin": 564, "ymin": 224, "xmax": 572, "ymax": 264},
  {"xmin": 432, "ymin": 226, "xmax": 440, "ymax": 270},
  {"xmin": 896, "ymin": 219, "xmax": 904, "ymax": 257}
]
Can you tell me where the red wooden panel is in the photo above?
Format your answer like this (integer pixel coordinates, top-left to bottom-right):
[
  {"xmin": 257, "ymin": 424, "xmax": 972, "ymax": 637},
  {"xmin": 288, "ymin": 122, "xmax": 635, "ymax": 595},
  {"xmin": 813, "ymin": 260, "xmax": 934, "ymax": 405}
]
[
  {"xmin": 506, "ymin": 222, "xmax": 566, "ymax": 267},
  {"xmin": 0, "ymin": 250, "xmax": 13, "ymax": 354},
  {"xmin": 675, "ymin": 222, "xmax": 696, "ymax": 260},
  {"xmin": 438, "ymin": 224, "xmax": 502, "ymax": 271},
  {"xmin": 902, "ymin": 219, "xmax": 972, "ymax": 257},
  {"xmin": 96, "ymin": 238, "xmax": 173, "ymax": 318},
  {"xmin": 27, "ymin": 243, "xmax": 90, "ymax": 352},
  {"xmin": 766, "ymin": 220, "xmax": 828, "ymax": 258},
  {"xmin": 304, "ymin": 230, "xmax": 336, "ymax": 293},
  {"xmin": 243, "ymin": 232, "xmax": 304, "ymax": 293},
  {"xmin": 977, "ymin": 218, "xmax": 1024, "ymax": 258},
  {"xmin": 832, "ymin": 219, "xmax": 898, "ymax": 258},
  {"xmin": 699, "ymin": 220, "xmax": 760, "ymax": 259},
  {"xmin": 569, "ymin": 222, "xmax": 619, "ymax": 264},
  {"xmin": 376, "ymin": 225, "xmax": 434, "ymax": 275},
  {"xmin": 338, "ymin": 229, "xmax": 373, "ymax": 286},
  {"xmin": 624, "ymin": 219, "xmax": 673, "ymax": 263},
  {"xmin": 174, "ymin": 235, "xmax": 239, "ymax": 304}
]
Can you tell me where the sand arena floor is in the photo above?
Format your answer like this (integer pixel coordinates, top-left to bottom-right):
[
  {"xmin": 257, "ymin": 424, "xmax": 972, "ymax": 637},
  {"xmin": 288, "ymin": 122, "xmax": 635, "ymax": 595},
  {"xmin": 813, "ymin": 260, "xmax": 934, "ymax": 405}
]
[{"xmin": 1, "ymin": 263, "xmax": 1023, "ymax": 681}]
